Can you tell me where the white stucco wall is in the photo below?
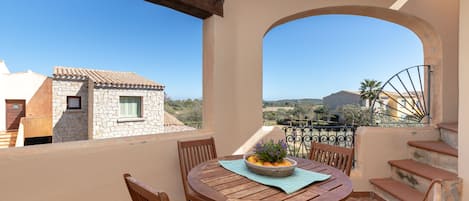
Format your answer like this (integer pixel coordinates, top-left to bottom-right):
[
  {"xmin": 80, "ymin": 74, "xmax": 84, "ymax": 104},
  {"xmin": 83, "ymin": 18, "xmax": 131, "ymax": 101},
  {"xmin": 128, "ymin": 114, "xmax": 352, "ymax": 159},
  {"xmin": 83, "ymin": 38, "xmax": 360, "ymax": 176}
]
[
  {"xmin": 0, "ymin": 71, "xmax": 48, "ymax": 131},
  {"xmin": 0, "ymin": 60, "xmax": 9, "ymax": 74},
  {"xmin": 458, "ymin": 0, "xmax": 468, "ymax": 200}
]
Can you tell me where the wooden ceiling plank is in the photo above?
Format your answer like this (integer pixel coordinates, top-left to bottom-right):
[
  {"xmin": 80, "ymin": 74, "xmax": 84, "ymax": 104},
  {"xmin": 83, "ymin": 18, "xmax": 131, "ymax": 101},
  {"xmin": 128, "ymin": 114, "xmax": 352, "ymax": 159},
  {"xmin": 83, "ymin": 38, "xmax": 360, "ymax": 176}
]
[{"xmin": 146, "ymin": 0, "xmax": 223, "ymax": 19}]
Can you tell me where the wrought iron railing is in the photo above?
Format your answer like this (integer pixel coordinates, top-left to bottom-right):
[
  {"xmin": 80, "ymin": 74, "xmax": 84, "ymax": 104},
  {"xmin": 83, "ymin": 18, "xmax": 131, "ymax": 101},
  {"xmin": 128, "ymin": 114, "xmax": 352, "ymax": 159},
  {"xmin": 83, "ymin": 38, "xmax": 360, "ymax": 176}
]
[
  {"xmin": 282, "ymin": 125, "xmax": 356, "ymax": 158},
  {"xmin": 370, "ymin": 65, "xmax": 432, "ymax": 126}
]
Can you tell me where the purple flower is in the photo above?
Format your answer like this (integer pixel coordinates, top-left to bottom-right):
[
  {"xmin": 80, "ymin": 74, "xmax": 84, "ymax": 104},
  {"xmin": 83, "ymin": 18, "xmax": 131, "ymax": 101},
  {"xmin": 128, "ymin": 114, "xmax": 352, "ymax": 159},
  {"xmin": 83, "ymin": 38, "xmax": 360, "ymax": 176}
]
[
  {"xmin": 279, "ymin": 140, "xmax": 287, "ymax": 150},
  {"xmin": 254, "ymin": 139, "xmax": 288, "ymax": 163}
]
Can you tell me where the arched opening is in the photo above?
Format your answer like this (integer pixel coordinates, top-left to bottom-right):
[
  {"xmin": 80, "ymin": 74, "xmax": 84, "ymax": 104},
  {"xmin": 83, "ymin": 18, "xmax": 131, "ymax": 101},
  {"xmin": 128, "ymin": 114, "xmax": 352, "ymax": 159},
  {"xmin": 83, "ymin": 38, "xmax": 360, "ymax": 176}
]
[
  {"xmin": 264, "ymin": 6, "xmax": 442, "ymax": 125},
  {"xmin": 263, "ymin": 14, "xmax": 424, "ymax": 127}
]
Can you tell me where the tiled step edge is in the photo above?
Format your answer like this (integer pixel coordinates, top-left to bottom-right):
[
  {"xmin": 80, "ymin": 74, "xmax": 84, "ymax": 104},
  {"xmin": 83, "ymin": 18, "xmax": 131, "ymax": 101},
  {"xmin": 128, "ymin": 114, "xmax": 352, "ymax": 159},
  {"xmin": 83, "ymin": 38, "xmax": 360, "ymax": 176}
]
[
  {"xmin": 437, "ymin": 122, "xmax": 458, "ymax": 133},
  {"xmin": 408, "ymin": 141, "xmax": 457, "ymax": 157},
  {"xmin": 347, "ymin": 192, "xmax": 386, "ymax": 201},
  {"xmin": 389, "ymin": 159, "xmax": 458, "ymax": 181},
  {"xmin": 438, "ymin": 122, "xmax": 458, "ymax": 149},
  {"xmin": 370, "ymin": 178, "xmax": 424, "ymax": 201},
  {"xmin": 389, "ymin": 159, "xmax": 458, "ymax": 194},
  {"xmin": 408, "ymin": 141, "xmax": 458, "ymax": 173}
]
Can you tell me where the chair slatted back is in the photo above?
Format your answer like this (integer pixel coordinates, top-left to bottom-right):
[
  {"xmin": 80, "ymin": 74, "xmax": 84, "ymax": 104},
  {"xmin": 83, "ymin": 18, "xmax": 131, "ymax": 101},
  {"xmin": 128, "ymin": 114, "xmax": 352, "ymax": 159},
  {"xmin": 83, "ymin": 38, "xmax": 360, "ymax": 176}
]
[
  {"xmin": 123, "ymin": 173, "xmax": 170, "ymax": 201},
  {"xmin": 309, "ymin": 142, "xmax": 354, "ymax": 176},
  {"xmin": 177, "ymin": 137, "xmax": 217, "ymax": 194}
]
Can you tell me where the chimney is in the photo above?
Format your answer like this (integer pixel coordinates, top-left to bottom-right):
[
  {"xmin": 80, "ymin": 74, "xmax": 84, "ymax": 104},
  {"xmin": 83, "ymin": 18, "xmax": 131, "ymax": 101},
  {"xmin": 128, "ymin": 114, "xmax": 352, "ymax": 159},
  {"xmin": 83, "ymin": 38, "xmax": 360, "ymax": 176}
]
[{"xmin": 0, "ymin": 60, "xmax": 10, "ymax": 74}]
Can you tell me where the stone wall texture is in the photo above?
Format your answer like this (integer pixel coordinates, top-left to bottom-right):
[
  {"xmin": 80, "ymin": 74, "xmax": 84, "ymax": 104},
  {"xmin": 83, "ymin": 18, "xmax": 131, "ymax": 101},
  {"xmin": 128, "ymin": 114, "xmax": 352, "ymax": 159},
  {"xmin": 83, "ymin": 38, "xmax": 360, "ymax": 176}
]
[
  {"xmin": 92, "ymin": 88, "xmax": 164, "ymax": 139},
  {"xmin": 52, "ymin": 80, "xmax": 89, "ymax": 142}
]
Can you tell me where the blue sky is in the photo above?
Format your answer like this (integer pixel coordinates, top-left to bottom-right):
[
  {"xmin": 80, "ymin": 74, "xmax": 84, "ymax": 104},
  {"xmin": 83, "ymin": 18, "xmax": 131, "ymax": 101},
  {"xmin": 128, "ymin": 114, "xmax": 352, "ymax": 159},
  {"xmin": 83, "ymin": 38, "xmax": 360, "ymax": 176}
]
[
  {"xmin": 0, "ymin": 0, "xmax": 203, "ymax": 100},
  {"xmin": 264, "ymin": 15, "xmax": 423, "ymax": 100},
  {"xmin": 0, "ymin": 1, "xmax": 422, "ymax": 100}
]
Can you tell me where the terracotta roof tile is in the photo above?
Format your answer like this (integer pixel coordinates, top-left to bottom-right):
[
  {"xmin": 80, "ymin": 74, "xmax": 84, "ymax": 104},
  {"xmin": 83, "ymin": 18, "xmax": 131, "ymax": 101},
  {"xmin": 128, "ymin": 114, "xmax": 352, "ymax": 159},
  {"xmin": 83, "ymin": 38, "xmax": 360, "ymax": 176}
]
[
  {"xmin": 53, "ymin": 66, "xmax": 164, "ymax": 90},
  {"xmin": 164, "ymin": 112, "xmax": 184, "ymax": 126}
]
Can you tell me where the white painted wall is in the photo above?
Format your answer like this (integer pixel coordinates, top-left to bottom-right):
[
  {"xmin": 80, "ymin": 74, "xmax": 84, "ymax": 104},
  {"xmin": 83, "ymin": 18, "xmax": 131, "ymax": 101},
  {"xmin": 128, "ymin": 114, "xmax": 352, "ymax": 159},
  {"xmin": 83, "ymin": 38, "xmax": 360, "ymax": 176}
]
[
  {"xmin": 0, "ymin": 71, "xmax": 48, "ymax": 131},
  {"xmin": 0, "ymin": 60, "xmax": 9, "ymax": 74},
  {"xmin": 458, "ymin": 0, "xmax": 468, "ymax": 200}
]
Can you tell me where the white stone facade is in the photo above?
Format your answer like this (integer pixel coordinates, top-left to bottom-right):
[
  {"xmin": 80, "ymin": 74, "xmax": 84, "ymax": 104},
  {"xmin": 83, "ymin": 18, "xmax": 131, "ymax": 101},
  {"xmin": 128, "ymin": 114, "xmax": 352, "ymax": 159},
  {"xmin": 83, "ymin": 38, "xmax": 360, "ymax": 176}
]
[
  {"xmin": 52, "ymin": 80, "xmax": 89, "ymax": 142},
  {"xmin": 53, "ymin": 80, "xmax": 164, "ymax": 141},
  {"xmin": 92, "ymin": 88, "xmax": 164, "ymax": 139}
]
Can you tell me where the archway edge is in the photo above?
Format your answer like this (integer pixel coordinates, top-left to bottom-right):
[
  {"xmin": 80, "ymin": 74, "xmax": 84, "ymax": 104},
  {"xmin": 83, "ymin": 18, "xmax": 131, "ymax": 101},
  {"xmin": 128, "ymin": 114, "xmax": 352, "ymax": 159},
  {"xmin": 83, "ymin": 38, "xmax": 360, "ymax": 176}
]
[{"xmin": 264, "ymin": 5, "xmax": 443, "ymax": 124}]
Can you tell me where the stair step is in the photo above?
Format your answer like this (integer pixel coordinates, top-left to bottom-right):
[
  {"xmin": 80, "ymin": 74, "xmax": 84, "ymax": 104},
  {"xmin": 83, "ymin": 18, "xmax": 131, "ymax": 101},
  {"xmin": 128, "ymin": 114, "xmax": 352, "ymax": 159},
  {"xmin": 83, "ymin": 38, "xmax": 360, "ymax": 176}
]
[
  {"xmin": 0, "ymin": 137, "xmax": 17, "ymax": 140},
  {"xmin": 408, "ymin": 141, "xmax": 457, "ymax": 157},
  {"xmin": 389, "ymin": 159, "xmax": 457, "ymax": 181},
  {"xmin": 439, "ymin": 123, "xmax": 458, "ymax": 149},
  {"xmin": 370, "ymin": 178, "xmax": 424, "ymax": 201},
  {"xmin": 407, "ymin": 140, "xmax": 458, "ymax": 173},
  {"xmin": 0, "ymin": 136, "xmax": 15, "ymax": 139},
  {"xmin": 438, "ymin": 122, "xmax": 458, "ymax": 133},
  {"xmin": 0, "ymin": 134, "xmax": 18, "ymax": 137},
  {"xmin": 0, "ymin": 134, "xmax": 17, "ymax": 136}
]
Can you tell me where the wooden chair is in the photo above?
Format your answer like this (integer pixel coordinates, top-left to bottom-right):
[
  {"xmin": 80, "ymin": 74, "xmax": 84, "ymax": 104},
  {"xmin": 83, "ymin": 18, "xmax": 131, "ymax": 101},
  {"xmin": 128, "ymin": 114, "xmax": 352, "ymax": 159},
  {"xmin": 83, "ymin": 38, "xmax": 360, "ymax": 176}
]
[
  {"xmin": 309, "ymin": 142, "xmax": 354, "ymax": 176},
  {"xmin": 178, "ymin": 137, "xmax": 217, "ymax": 201},
  {"xmin": 123, "ymin": 173, "xmax": 170, "ymax": 201}
]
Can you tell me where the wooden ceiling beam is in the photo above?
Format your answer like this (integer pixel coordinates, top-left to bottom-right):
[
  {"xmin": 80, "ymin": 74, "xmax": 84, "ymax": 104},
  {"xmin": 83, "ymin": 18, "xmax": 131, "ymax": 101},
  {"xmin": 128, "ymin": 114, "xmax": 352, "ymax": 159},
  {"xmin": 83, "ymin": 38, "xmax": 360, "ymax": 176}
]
[{"xmin": 146, "ymin": 0, "xmax": 224, "ymax": 19}]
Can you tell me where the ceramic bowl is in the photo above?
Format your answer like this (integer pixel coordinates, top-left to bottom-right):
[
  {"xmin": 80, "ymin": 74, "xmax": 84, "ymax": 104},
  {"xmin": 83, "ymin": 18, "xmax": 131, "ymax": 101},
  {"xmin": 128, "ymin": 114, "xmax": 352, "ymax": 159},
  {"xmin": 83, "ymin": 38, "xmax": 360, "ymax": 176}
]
[{"xmin": 243, "ymin": 154, "xmax": 297, "ymax": 177}]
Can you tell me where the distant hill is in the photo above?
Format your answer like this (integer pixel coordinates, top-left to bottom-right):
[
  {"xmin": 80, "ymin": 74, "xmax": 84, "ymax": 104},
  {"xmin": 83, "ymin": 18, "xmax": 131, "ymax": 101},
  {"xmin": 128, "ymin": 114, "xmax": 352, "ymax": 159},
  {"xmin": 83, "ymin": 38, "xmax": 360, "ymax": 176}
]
[{"xmin": 263, "ymin": 98, "xmax": 322, "ymax": 107}]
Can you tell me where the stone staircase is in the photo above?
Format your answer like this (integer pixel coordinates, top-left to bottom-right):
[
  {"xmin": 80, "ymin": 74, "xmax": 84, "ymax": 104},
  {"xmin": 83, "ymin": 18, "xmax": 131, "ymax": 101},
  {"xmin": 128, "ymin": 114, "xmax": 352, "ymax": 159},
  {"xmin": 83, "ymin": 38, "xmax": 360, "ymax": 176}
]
[
  {"xmin": 370, "ymin": 123, "xmax": 460, "ymax": 201},
  {"xmin": 0, "ymin": 130, "xmax": 18, "ymax": 148}
]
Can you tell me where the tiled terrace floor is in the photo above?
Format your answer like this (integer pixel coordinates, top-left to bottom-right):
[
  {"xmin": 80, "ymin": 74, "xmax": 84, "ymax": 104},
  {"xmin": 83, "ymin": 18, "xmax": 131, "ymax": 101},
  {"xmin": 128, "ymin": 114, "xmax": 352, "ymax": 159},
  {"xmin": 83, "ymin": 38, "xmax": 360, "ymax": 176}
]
[
  {"xmin": 345, "ymin": 198, "xmax": 379, "ymax": 201},
  {"xmin": 344, "ymin": 193, "xmax": 383, "ymax": 201}
]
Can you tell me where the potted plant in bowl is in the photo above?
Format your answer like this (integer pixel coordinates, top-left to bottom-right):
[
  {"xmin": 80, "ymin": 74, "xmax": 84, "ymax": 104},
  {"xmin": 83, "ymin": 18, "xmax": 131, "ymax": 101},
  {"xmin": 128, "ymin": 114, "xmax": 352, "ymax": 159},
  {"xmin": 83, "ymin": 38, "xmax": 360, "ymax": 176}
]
[{"xmin": 244, "ymin": 139, "xmax": 297, "ymax": 177}]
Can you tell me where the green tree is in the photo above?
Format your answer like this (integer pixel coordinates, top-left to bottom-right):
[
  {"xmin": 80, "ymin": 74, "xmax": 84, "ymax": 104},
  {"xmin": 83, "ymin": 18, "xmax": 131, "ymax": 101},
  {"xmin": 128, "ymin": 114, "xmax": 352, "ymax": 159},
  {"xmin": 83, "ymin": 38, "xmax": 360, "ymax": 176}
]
[
  {"xmin": 338, "ymin": 104, "xmax": 371, "ymax": 126},
  {"xmin": 165, "ymin": 98, "xmax": 203, "ymax": 127},
  {"xmin": 359, "ymin": 79, "xmax": 382, "ymax": 107},
  {"xmin": 313, "ymin": 105, "xmax": 329, "ymax": 120},
  {"xmin": 263, "ymin": 111, "xmax": 276, "ymax": 121}
]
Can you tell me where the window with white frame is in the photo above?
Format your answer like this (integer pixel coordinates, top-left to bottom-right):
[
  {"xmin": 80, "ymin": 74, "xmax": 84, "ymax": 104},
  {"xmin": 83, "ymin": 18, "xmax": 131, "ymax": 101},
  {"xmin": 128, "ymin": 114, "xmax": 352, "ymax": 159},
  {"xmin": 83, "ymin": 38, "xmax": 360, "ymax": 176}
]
[{"xmin": 119, "ymin": 96, "xmax": 142, "ymax": 118}]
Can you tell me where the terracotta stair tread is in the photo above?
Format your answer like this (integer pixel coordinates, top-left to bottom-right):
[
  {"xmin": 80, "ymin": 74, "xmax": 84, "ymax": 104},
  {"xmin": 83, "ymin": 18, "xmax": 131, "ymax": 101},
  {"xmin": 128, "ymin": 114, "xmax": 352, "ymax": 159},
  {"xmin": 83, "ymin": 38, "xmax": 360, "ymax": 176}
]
[
  {"xmin": 438, "ymin": 122, "xmax": 458, "ymax": 133},
  {"xmin": 370, "ymin": 178, "xmax": 424, "ymax": 201},
  {"xmin": 0, "ymin": 138, "xmax": 16, "ymax": 141},
  {"xmin": 408, "ymin": 141, "xmax": 458, "ymax": 157},
  {"xmin": 389, "ymin": 159, "xmax": 458, "ymax": 180},
  {"xmin": 0, "ymin": 135, "xmax": 17, "ymax": 137}
]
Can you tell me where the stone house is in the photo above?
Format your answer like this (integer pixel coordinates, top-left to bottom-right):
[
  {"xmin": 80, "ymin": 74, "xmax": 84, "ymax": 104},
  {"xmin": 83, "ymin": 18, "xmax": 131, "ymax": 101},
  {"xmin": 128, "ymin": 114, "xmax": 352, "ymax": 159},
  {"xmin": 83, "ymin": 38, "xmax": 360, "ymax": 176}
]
[
  {"xmin": 52, "ymin": 66, "xmax": 164, "ymax": 142},
  {"xmin": 323, "ymin": 90, "xmax": 366, "ymax": 111},
  {"xmin": 322, "ymin": 90, "xmax": 366, "ymax": 123}
]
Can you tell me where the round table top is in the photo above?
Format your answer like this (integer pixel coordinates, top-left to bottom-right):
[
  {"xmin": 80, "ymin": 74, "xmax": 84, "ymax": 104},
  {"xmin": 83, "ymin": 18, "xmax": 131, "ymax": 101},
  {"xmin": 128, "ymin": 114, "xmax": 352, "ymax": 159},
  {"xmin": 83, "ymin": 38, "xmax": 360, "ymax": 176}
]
[{"xmin": 188, "ymin": 155, "xmax": 353, "ymax": 201}]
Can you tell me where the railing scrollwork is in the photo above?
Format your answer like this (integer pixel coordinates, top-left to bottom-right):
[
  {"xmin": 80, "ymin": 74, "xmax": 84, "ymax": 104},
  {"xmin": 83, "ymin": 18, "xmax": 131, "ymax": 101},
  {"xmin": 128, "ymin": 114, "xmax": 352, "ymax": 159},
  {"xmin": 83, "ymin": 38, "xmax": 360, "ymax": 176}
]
[{"xmin": 283, "ymin": 125, "xmax": 355, "ymax": 158}]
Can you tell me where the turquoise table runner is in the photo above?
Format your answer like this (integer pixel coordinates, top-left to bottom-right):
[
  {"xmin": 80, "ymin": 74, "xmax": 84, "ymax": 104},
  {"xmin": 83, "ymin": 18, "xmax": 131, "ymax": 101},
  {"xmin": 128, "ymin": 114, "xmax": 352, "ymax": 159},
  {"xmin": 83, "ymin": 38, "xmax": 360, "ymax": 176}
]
[{"xmin": 219, "ymin": 159, "xmax": 330, "ymax": 194}]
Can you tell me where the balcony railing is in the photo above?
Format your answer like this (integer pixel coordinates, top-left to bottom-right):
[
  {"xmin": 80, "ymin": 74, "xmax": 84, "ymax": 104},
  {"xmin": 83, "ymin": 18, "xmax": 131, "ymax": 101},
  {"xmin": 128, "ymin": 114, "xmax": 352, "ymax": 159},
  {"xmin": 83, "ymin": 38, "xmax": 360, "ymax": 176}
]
[
  {"xmin": 282, "ymin": 125, "xmax": 356, "ymax": 158},
  {"xmin": 370, "ymin": 65, "xmax": 432, "ymax": 126}
]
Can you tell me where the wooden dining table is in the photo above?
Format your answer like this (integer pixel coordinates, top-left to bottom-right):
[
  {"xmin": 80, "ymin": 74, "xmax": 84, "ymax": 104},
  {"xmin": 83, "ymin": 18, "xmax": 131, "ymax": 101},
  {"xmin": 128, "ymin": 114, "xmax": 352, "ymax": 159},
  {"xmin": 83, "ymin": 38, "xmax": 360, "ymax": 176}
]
[{"xmin": 187, "ymin": 155, "xmax": 353, "ymax": 201}]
